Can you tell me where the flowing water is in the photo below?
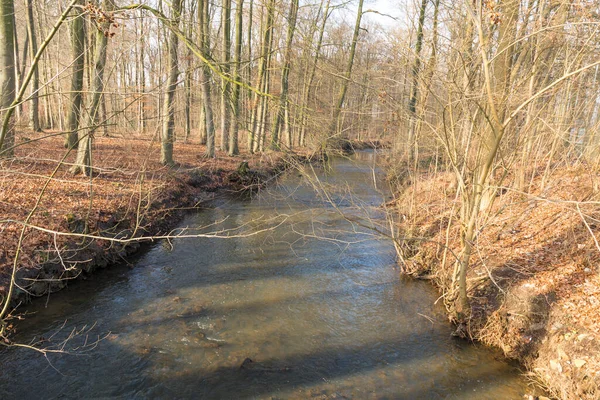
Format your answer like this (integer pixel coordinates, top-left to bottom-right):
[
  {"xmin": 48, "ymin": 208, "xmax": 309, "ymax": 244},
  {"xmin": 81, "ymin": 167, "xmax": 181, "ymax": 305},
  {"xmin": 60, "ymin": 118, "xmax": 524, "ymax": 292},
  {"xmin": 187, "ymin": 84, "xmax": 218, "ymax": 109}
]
[{"xmin": 0, "ymin": 151, "xmax": 539, "ymax": 399}]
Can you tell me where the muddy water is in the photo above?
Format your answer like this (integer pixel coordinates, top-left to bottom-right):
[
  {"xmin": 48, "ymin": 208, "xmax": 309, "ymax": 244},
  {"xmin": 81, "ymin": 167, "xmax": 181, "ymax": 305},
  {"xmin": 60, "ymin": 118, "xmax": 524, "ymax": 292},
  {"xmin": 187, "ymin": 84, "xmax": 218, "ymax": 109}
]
[{"xmin": 0, "ymin": 151, "xmax": 538, "ymax": 399}]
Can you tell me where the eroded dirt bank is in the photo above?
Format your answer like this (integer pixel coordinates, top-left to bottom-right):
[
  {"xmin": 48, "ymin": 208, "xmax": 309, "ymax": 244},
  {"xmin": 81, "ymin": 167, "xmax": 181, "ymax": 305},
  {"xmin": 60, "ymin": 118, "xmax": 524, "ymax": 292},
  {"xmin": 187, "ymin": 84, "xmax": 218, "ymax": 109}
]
[
  {"xmin": 0, "ymin": 132, "xmax": 307, "ymax": 312},
  {"xmin": 392, "ymin": 167, "xmax": 600, "ymax": 399}
]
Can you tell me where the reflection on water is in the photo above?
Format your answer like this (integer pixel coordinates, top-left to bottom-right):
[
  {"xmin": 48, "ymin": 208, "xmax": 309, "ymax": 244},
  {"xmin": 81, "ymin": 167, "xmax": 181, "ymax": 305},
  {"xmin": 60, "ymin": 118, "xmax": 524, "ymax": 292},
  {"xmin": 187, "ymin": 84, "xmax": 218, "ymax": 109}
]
[{"xmin": 0, "ymin": 151, "xmax": 538, "ymax": 399}]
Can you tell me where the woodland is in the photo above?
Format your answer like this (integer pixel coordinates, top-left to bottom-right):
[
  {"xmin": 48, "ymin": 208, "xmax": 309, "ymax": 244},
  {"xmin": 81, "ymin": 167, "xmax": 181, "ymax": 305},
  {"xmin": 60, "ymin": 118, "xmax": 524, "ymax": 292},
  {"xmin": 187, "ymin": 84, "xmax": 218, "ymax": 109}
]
[{"xmin": 0, "ymin": 0, "xmax": 600, "ymax": 399}]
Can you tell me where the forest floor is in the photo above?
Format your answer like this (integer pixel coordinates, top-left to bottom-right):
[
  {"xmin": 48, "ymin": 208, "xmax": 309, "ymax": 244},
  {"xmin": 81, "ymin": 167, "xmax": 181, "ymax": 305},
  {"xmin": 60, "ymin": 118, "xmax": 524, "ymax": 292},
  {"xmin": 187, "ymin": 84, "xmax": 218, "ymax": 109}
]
[
  {"xmin": 0, "ymin": 130, "xmax": 307, "ymax": 316},
  {"xmin": 392, "ymin": 165, "xmax": 600, "ymax": 399}
]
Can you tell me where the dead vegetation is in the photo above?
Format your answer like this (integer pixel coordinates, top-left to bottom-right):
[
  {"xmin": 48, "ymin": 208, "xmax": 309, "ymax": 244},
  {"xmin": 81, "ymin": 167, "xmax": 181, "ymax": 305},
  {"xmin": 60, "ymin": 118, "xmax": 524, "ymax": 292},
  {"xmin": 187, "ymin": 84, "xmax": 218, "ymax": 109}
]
[
  {"xmin": 0, "ymin": 130, "xmax": 294, "ymax": 312},
  {"xmin": 391, "ymin": 164, "xmax": 600, "ymax": 399}
]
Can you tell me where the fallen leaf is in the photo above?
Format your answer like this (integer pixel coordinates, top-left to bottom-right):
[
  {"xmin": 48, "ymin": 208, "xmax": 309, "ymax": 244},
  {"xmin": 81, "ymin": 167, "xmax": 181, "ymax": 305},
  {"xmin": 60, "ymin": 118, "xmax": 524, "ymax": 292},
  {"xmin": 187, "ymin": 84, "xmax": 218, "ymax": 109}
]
[{"xmin": 549, "ymin": 359, "xmax": 562, "ymax": 373}]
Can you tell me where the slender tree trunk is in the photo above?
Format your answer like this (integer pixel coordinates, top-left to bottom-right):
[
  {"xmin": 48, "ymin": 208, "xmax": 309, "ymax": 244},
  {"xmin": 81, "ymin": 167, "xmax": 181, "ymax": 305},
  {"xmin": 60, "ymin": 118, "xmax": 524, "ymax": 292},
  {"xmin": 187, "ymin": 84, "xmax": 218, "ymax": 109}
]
[
  {"xmin": 100, "ymin": 89, "xmax": 108, "ymax": 136},
  {"xmin": 327, "ymin": 0, "xmax": 363, "ymax": 142},
  {"xmin": 247, "ymin": 3, "xmax": 263, "ymax": 153},
  {"xmin": 493, "ymin": 0, "xmax": 520, "ymax": 122},
  {"xmin": 12, "ymin": 12, "xmax": 24, "ymax": 120},
  {"xmin": 65, "ymin": 0, "xmax": 85, "ymax": 149},
  {"xmin": 37, "ymin": 0, "xmax": 50, "ymax": 129},
  {"xmin": 229, "ymin": 0, "xmax": 243, "ymax": 156},
  {"xmin": 71, "ymin": 0, "xmax": 115, "ymax": 175},
  {"xmin": 138, "ymin": 12, "xmax": 146, "ymax": 133},
  {"xmin": 299, "ymin": 0, "xmax": 329, "ymax": 147},
  {"xmin": 220, "ymin": 0, "xmax": 232, "ymax": 151},
  {"xmin": 250, "ymin": 0, "xmax": 275, "ymax": 153},
  {"xmin": 198, "ymin": 98, "xmax": 207, "ymax": 144},
  {"xmin": 406, "ymin": 0, "xmax": 428, "ymax": 162},
  {"xmin": 184, "ymin": 54, "xmax": 192, "ymax": 142},
  {"xmin": 271, "ymin": 0, "xmax": 298, "ymax": 150},
  {"xmin": 0, "ymin": 0, "xmax": 16, "ymax": 158},
  {"xmin": 454, "ymin": 1, "xmax": 519, "ymax": 318},
  {"xmin": 25, "ymin": 0, "xmax": 40, "ymax": 132},
  {"xmin": 244, "ymin": 0, "xmax": 253, "ymax": 133},
  {"xmin": 199, "ymin": 0, "xmax": 215, "ymax": 157},
  {"xmin": 184, "ymin": 5, "xmax": 194, "ymax": 142},
  {"xmin": 357, "ymin": 51, "xmax": 371, "ymax": 140},
  {"xmin": 412, "ymin": 0, "xmax": 440, "ymax": 149},
  {"xmin": 160, "ymin": 0, "xmax": 182, "ymax": 166},
  {"xmin": 257, "ymin": 48, "xmax": 272, "ymax": 152}
]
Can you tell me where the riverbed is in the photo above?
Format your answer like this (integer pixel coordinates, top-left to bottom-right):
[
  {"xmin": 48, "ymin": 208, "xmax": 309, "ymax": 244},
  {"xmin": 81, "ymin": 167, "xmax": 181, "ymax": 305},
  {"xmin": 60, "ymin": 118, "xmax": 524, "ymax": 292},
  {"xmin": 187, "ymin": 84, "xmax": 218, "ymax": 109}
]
[{"xmin": 0, "ymin": 151, "xmax": 538, "ymax": 398}]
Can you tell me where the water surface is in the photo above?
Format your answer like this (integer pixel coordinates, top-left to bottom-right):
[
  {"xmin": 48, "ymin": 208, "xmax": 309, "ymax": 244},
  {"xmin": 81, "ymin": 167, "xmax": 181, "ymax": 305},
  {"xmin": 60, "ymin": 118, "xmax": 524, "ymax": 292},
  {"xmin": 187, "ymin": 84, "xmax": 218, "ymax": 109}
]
[{"xmin": 0, "ymin": 151, "xmax": 537, "ymax": 399}]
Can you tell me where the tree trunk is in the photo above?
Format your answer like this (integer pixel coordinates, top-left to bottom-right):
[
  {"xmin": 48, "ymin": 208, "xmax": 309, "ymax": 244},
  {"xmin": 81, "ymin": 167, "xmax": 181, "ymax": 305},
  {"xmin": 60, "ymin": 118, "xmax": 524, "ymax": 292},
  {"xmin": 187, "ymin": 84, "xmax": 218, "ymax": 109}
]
[
  {"xmin": 250, "ymin": 0, "xmax": 275, "ymax": 153},
  {"xmin": 412, "ymin": 0, "xmax": 440, "ymax": 152},
  {"xmin": 244, "ymin": 0, "xmax": 253, "ymax": 133},
  {"xmin": 12, "ymin": 11, "xmax": 24, "ymax": 121},
  {"xmin": 184, "ymin": 5, "xmax": 194, "ymax": 142},
  {"xmin": 198, "ymin": 98, "xmax": 207, "ymax": 144},
  {"xmin": 229, "ymin": 0, "xmax": 243, "ymax": 156},
  {"xmin": 0, "ymin": 0, "xmax": 15, "ymax": 158},
  {"xmin": 200, "ymin": 70, "xmax": 215, "ymax": 156},
  {"xmin": 134, "ymin": 10, "xmax": 146, "ymax": 134},
  {"xmin": 25, "ymin": 0, "xmax": 40, "ymax": 132},
  {"xmin": 199, "ymin": 0, "xmax": 216, "ymax": 157},
  {"xmin": 65, "ymin": 0, "xmax": 86, "ymax": 149},
  {"xmin": 184, "ymin": 53, "xmax": 192, "ymax": 142},
  {"xmin": 299, "ymin": 0, "xmax": 330, "ymax": 147},
  {"xmin": 406, "ymin": 0, "xmax": 427, "ymax": 162},
  {"xmin": 247, "ymin": 3, "xmax": 262, "ymax": 154},
  {"xmin": 71, "ymin": 0, "xmax": 115, "ymax": 175},
  {"xmin": 327, "ymin": 0, "xmax": 363, "ymax": 142},
  {"xmin": 492, "ymin": 0, "xmax": 520, "ymax": 122},
  {"xmin": 220, "ymin": 0, "xmax": 232, "ymax": 151},
  {"xmin": 160, "ymin": 0, "xmax": 182, "ymax": 166},
  {"xmin": 271, "ymin": 0, "xmax": 298, "ymax": 150}
]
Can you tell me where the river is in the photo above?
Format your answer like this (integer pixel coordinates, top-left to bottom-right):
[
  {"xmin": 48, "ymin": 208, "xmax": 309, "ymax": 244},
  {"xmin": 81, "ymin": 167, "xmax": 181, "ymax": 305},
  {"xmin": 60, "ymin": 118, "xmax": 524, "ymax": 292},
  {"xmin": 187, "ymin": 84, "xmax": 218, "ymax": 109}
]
[{"xmin": 0, "ymin": 151, "xmax": 539, "ymax": 399}]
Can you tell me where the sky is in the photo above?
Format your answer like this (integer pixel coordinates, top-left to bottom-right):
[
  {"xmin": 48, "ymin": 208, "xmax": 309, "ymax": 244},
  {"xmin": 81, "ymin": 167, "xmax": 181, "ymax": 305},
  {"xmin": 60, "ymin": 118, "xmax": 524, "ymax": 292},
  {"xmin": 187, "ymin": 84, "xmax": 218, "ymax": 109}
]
[
  {"xmin": 334, "ymin": 0, "xmax": 410, "ymax": 32},
  {"xmin": 363, "ymin": 0, "xmax": 407, "ymax": 28}
]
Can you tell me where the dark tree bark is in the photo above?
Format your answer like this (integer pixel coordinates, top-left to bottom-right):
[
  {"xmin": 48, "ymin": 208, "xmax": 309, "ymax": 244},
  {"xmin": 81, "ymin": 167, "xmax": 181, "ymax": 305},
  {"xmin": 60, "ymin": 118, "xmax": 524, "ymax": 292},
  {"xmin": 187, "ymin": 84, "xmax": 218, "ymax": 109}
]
[
  {"xmin": 0, "ymin": 0, "xmax": 16, "ymax": 157},
  {"xmin": 65, "ymin": 0, "xmax": 86, "ymax": 149},
  {"xmin": 160, "ymin": 0, "xmax": 183, "ymax": 166},
  {"xmin": 72, "ymin": 0, "xmax": 116, "ymax": 175}
]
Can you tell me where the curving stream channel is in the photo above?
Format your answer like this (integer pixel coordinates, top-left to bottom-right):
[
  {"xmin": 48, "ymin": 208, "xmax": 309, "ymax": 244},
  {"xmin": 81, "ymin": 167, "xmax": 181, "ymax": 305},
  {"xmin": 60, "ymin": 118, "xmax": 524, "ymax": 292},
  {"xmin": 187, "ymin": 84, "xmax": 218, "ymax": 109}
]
[{"xmin": 0, "ymin": 151, "xmax": 539, "ymax": 399}]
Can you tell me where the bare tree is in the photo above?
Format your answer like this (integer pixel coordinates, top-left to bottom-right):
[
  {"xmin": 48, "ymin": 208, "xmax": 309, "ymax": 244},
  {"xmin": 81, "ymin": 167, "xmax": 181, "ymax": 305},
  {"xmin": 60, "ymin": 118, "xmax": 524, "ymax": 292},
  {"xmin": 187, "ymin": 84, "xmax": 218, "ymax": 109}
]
[
  {"xmin": 249, "ymin": 0, "xmax": 276, "ymax": 153},
  {"xmin": 72, "ymin": 0, "xmax": 117, "ymax": 175},
  {"xmin": 0, "ymin": 0, "xmax": 15, "ymax": 158},
  {"xmin": 160, "ymin": 0, "xmax": 183, "ymax": 166},
  {"xmin": 65, "ymin": 0, "xmax": 86, "ymax": 149},
  {"xmin": 327, "ymin": 0, "xmax": 364, "ymax": 142},
  {"xmin": 228, "ymin": 0, "xmax": 244, "ymax": 156},
  {"xmin": 199, "ymin": 0, "xmax": 216, "ymax": 157},
  {"xmin": 25, "ymin": 0, "xmax": 41, "ymax": 132},
  {"xmin": 405, "ymin": 0, "xmax": 427, "ymax": 162},
  {"xmin": 220, "ymin": 0, "xmax": 232, "ymax": 152},
  {"xmin": 271, "ymin": 0, "xmax": 299, "ymax": 150}
]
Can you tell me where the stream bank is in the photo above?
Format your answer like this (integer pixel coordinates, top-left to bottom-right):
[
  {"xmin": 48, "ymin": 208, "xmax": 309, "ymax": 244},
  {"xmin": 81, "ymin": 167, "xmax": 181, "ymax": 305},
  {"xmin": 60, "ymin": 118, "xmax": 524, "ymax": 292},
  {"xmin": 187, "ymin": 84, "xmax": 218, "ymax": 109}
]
[
  {"xmin": 392, "ymin": 166, "xmax": 600, "ymax": 399},
  {"xmin": 0, "ymin": 132, "xmax": 309, "ymax": 318}
]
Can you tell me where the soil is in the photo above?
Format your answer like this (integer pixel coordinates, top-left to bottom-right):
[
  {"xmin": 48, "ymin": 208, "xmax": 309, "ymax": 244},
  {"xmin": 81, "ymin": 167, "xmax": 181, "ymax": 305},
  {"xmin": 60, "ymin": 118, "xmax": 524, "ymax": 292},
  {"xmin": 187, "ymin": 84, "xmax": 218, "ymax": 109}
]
[
  {"xmin": 391, "ymin": 165, "xmax": 600, "ymax": 399},
  {"xmin": 0, "ymin": 130, "xmax": 308, "ymax": 314}
]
